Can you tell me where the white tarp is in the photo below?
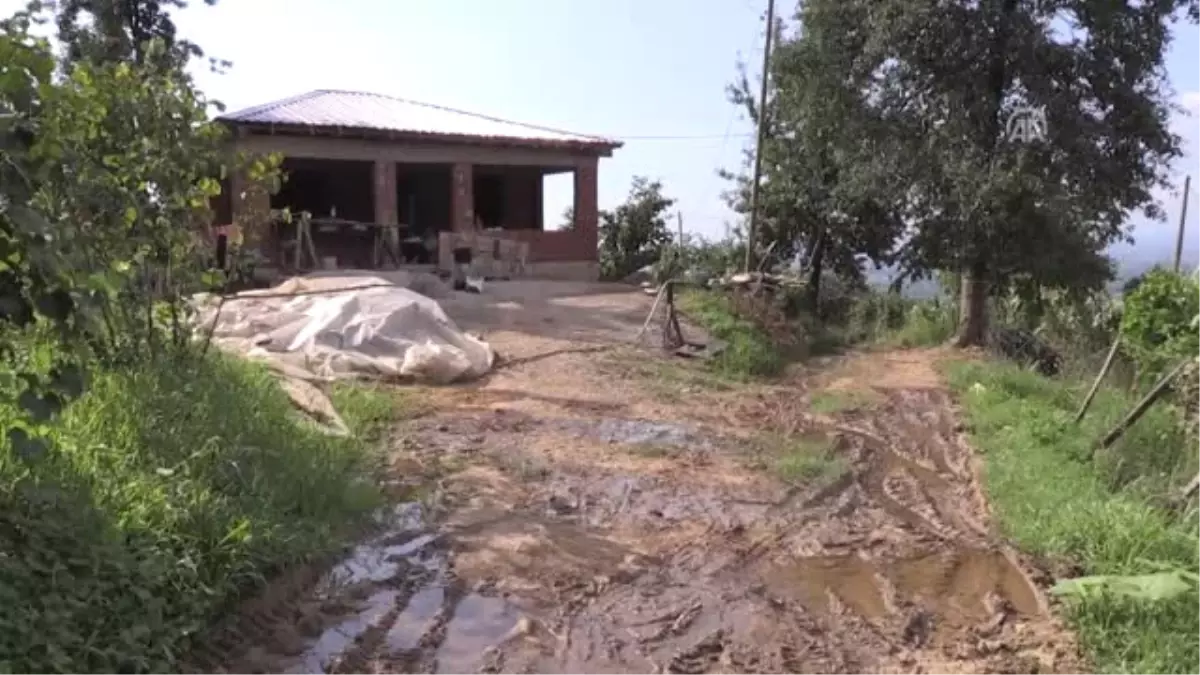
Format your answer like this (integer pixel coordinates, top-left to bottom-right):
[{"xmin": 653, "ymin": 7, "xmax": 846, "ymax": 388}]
[{"xmin": 195, "ymin": 273, "xmax": 495, "ymax": 385}]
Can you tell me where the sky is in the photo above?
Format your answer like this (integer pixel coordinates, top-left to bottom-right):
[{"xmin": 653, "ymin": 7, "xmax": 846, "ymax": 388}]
[
  {"xmin": 169, "ymin": 0, "xmax": 767, "ymax": 240},
  {"xmin": 4, "ymin": 0, "xmax": 1197, "ymax": 271}
]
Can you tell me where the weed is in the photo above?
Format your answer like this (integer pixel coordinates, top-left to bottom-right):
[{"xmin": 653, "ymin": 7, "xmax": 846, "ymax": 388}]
[
  {"xmin": 330, "ymin": 382, "xmax": 428, "ymax": 440},
  {"xmin": 809, "ymin": 388, "xmax": 879, "ymax": 415},
  {"xmin": 678, "ymin": 290, "xmax": 784, "ymax": 378},
  {"xmin": 944, "ymin": 358, "xmax": 1198, "ymax": 674},
  {"xmin": 754, "ymin": 433, "xmax": 846, "ymax": 484},
  {"xmin": 0, "ymin": 351, "xmax": 394, "ymax": 673}
]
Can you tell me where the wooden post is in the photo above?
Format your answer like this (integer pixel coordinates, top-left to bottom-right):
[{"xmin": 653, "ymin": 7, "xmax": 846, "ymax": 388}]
[
  {"xmin": 1095, "ymin": 358, "xmax": 1191, "ymax": 453},
  {"xmin": 743, "ymin": 0, "xmax": 776, "ymax": 273},
  {"xmin": 1074, "ymin": 336, "xmax": 1122, "ymax": 424},
  {"xmin": 1173, "ymin": 175, "xmax": 1191, "ymax": 273}
]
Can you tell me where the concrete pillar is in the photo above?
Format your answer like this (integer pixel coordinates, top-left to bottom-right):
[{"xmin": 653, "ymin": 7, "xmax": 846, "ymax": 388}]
[
  {"xmin": 573, "ymin": 158, "xmax": 599, "ymax": 252},
  {"xmin": 450, "ymin": 162, "xmax": 474, "ymax": 232},
  {"xmin": 372, "ymin": 161, "xmax": 397, "ymax": 225}
]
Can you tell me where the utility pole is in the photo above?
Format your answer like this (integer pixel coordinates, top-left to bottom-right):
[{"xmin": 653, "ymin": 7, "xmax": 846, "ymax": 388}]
[
  {"xmin": 743, "ymin": 0, "xmax": 777, "ymax": 273},
  {"xmin": 1173, "ymin": 174, "xmax": 1191, "ymax": 272}
]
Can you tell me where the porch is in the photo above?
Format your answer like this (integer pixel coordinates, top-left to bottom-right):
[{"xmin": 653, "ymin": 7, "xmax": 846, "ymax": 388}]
[
  {"xmin": 215, "ymin": 90, "xmax": 618, "ymax": 282},
  {"xmin": 249, "ymin": 157, "xmax": 599, "ymax": 278}
]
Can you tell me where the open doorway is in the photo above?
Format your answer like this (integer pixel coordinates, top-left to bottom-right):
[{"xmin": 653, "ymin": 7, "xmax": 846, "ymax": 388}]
[{"xmin": 395, "ymin": 163, "xmax": 452, "ymax": 264}]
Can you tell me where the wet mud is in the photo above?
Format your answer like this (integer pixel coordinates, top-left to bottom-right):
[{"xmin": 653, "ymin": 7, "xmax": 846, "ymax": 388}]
[{"xmin": 207, "ymin": 349, "xmax": 1080, "ymax": 674}]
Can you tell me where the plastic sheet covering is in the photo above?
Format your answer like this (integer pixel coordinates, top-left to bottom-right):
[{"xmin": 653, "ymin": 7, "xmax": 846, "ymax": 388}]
[{"xmin": 194, "ymin": 273, "xmax": 495, "ymax": 385}]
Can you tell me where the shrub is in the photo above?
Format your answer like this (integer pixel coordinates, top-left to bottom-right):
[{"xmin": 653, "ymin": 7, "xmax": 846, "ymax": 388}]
[
  {"xmin": 1119, "ymin": 267, "xmax": 1200, "ymax": 380},
  {"xmin": 0, "ymin": 353, "xmax": 388, "ymax": 672}
]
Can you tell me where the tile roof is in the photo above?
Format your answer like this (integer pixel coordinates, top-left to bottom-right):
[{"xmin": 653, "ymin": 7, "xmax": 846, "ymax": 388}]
[{"xmin": 218, "ymin": 89, "xmax": 621, "ymax": 151}]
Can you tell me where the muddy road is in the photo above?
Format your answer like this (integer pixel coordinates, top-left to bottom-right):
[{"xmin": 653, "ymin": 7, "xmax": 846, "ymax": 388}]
[{"xmin": 199, "ymin": 293, "xmax": 1081, "ymax": 674}]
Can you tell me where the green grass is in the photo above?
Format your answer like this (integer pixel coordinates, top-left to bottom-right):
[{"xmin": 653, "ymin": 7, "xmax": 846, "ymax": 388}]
[
  {"xmin": 678, "ymin": 290, "xmax": 783, "ymax": 378},
  {"xmin": 809, "ymin": 388, "xmax": 880, "ymax": 415},
  {"xmin": 943, "ymin": 358, "xmax": 1198, "ymax": 674},
  {"xmin": 0, "ymin": 353, "xmax": 403, "ymax": 673},
  {"xmin": 754, "ymin": 433, "xmax": 847, "ymax": 484}
]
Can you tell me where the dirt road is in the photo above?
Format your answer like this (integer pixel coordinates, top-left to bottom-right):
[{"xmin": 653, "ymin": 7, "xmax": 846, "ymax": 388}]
[{"xmin": 203, "ymin": 283, "xmax": 1081, "ymax": 674}]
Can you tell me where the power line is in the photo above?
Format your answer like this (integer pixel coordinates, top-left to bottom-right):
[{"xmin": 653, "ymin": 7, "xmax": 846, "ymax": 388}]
[{"xmin": 612, "ymin": 132, "xmax": 755, "ymax": 141}]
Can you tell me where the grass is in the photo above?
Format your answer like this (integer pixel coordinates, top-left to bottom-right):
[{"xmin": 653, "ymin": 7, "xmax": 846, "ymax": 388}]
[
  {"xmin": 753, "ymin": 433, "xmax": 847, "ymax": 484},
  {"xmin": 809, "ymin": 388, "xmax": 880, "ymax": 415},
  {"xmin": 943, "ymin": 358, "xmax": 1198, "ymax": 674},
  {"xmin": 677, "ymin": 290, "xmax": 783, "ymax": 378},
  {"xmin": 0, "ymin": 351, "xmax": 404, "ymax": 673}
]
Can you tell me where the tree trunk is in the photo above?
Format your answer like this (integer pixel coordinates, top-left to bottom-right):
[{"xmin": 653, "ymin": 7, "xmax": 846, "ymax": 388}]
[
  {"xmin": 805, "ymin": 230, "xmax": 826, "ymax": 310},
  {"xmin": 954, "ymin": 262, "xmax": 988, "ymax": 347}
]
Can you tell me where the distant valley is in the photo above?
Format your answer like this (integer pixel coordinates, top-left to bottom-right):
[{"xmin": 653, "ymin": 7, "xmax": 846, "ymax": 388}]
[{"xmin": 865, "ymin": 219, "xmax": 1199, "ymax": 299}]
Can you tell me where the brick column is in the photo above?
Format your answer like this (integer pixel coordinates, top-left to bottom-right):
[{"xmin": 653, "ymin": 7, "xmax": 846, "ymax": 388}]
[
  {"xmin": 450, "ymin": 162, "xmax": 474, "ymax": 231},
  {"xmin": 573, "ymin": 158, "xmax": 599, "ymax": 254},
  {"xmin": 372, "ymin": 161, "xmax": 397, "ymax": 225}
]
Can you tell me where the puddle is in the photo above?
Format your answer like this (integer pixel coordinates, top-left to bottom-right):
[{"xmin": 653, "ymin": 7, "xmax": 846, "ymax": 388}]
[
  {"xmin": 386, "ymin": 585, "xmax": 445, "ymax": 652},
  {"xmin": 891, "ymin": 549, "xmax": 1041, "ymax": 620},
  {"xmin": 435, "ymin": 594, "xmax": 522, "ymax": 674},
  {"xmin": 765, "ymin": 555, "xmax": 891, "ymax": 619},
  {"xmin": 282, "ymin": 502, "xmax": 442, "ymax": 673},
  {"xmin": 765, "ymin": 549, "xmax": 1039, "ymax": 625},
  {"xmin": 287, "ymin": 589, "xmax": 399, "ymax": 674}
]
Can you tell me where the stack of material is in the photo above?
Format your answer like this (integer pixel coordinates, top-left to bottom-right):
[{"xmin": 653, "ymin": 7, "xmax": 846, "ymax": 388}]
[
  {"xmin": 194, "ymin": 273, "xmax": 495, "ymax": 385},
  {"xmin": 708, "ymin": 271, "xmax": 806, "ymax": 291},
  {"xmin": 437, "ymin": 231, "xmax": 529, "ymax": 279}
]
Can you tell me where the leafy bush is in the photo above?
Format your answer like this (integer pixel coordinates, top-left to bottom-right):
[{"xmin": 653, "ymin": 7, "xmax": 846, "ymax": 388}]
[
  {"xmin": 892, "ymin": 300, "xmax": 957, "ymax": 347},
  {"xmin": 842, "ymin": 291, "xmax": 956, "ymax": 348},
  {"xmin": 0, "ymin": 353, "xmax": 389, "ymax": 673},
  {"xmin": 599, "ymin": 177, "xmax": 676, "ymax": 281},
  {"xmin": 1119, "ymin": 268, "xmax": 1200, "ymax": 380}
]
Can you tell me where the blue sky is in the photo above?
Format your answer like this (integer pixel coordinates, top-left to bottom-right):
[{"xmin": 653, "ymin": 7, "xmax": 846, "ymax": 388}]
[{"xmin": 4, "ymin": 0, "xmax": 1197, "ymax": 268}]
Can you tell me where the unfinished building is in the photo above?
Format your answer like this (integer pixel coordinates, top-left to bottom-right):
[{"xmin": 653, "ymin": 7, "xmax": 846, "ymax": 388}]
[{"xmin": 212, "ymin": 89, "xmax": 622, "ymax": 281}]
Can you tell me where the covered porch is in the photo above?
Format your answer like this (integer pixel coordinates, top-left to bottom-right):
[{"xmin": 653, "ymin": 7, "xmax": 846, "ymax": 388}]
[{"xmin": 223, "ymin": 133, "xmax": 604, "ymax": 281}]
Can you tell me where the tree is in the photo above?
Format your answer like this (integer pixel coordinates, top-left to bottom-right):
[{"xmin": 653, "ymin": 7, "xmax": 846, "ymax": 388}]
[
  {"xmin": 55, "ymin": 0, "xmax": 220, "ymax": 68},
  {"xmin": 723, "ymin": 3, "xmax": 904, "ymax": 309},
  {"xmin": 598, "ymin": 177, "xmax": 675, "ymax": 280},
  {"xmin": 0, "ymin": 9, "xmax": 90, "ymax": 455},
  {"xmin": 840, "ymin": 0, "xmax": 1196, "ymax": 345}
]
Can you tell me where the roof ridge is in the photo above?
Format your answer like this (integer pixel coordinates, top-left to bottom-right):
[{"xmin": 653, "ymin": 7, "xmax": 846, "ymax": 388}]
[
  {"xmin": 273, "ymin": 88, "xmax": 616, "ymax": 143},
  {"xmin": 221, "ymin": 89, "xmax": 326, "ymax": 121}
]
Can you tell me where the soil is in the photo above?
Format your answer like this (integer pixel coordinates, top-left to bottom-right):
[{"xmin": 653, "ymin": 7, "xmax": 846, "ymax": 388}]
[{"xmin": 201, "ymin": 282, "xmax": 1084, "ymax": 674}]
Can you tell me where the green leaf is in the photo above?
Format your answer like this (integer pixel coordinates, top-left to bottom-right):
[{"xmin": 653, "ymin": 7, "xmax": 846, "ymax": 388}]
[{"xmin": 1050, "ymin": 570, "xmax": 1199, "ymax": 603}]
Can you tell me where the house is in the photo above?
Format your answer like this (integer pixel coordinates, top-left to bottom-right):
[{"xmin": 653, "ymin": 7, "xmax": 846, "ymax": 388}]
[{"xmin": 212, "ymin": 89, "xmax": 622, "ymax": 281}]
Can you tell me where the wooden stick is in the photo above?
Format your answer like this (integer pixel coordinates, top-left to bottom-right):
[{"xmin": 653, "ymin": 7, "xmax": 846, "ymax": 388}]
[
  {"xmin": 1181, "ymin": 472, "xmax": 1199, "ymax": 502},
  {"xmin": 1096, "ymin": 358, "xmax": 1191, "ymax": 453},
  {"xmin": 664, "ymin": 281, "xmax": 685, "ymax": 349},
  {"xmin": 635, "ymin": 283, "xmax": 668, "ymax": 342},
  {"xmin": 1074, "ymin": 335, "xmax": 1122, "ymax": 424}
]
